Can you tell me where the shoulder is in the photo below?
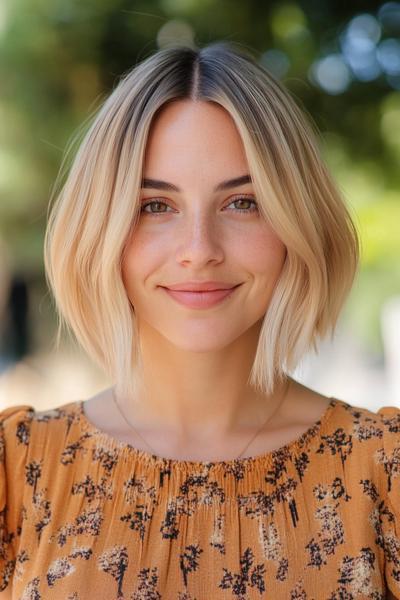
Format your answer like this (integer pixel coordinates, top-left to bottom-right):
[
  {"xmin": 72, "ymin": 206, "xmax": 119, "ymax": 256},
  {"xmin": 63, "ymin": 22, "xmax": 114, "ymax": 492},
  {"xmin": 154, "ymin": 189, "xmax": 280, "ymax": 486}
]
[
  {"xmin": 366, "ymin": 403, "xmax": 400, "ymax": 597},
  {"xmin": 312, "ymin": 398, "xmax": 400, "ymax": 470},
  {"xmin": 323, "ymin": 399, "xmax": 400, "ymax": 497},
  {"xmin": 0, "ymin": 400, "xmax": 83, "ymax": 511},
  {"xmin": 0, "ymin": 401, "xmax": 83, "ymax": 459},
  {"xmin": 0, "ymin": 401, "xmax": 81, "ymax": 592},
  {"xmin": 0, "ymin": 400, "xmax": 82, "ymax": 423},
  {"xmin": 0, "ymin": 404, "xmax": 35, "ymax": 451},
  {"xmin": 326, "ymin": 397, "xmax": 400, "ymax": 435},
  {"xmin": 371, "ymin": 403, "xmax": 400, "ymax": 485},
  {"xmin": 0, "ymin": 404, "xmax": 35, "ymax": 425},
  {"xmin": 332, "ymin": 397, "xmax": 400, "ymax": 436},
  {"xmin": 0, "ymin": 399, "xmax": 85, "ymax": 478},
  {"xmin": 318, "ymin": 399, "xmax": 400, "ymax": 598}
]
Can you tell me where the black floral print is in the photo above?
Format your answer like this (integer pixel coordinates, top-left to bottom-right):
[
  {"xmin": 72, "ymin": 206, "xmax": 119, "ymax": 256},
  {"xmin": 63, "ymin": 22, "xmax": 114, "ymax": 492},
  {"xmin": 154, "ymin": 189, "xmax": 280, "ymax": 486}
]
[{"xmin": 0, "ymin": 397, "xmax": 399, "ymax": 599}]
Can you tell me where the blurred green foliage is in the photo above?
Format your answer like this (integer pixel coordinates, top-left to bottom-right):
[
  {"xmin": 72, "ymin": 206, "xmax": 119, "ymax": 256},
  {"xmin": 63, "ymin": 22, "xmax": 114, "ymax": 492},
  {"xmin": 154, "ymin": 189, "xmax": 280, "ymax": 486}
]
[{"xmin": 0, "ymin": 0, "xmax": 399, "ymax": 356}]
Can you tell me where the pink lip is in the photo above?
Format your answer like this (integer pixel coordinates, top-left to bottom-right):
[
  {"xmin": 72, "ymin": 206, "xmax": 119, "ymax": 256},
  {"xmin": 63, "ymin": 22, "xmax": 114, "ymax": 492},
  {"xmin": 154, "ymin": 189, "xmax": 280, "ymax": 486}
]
[
  {"xmin": 164, "ymin": 281, "xmax": 239, "ymax": 291},
  {"xmin": 161, "ymin": 284, "xmax": 241, "ymax": 309}
]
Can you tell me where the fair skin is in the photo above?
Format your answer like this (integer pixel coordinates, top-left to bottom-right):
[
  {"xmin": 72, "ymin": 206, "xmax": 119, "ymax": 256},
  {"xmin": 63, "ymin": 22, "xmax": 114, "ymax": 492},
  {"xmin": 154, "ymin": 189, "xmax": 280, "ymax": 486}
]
[{"xmin": 84, "ymin": 99, "xmax": 332, "ymax": 461}]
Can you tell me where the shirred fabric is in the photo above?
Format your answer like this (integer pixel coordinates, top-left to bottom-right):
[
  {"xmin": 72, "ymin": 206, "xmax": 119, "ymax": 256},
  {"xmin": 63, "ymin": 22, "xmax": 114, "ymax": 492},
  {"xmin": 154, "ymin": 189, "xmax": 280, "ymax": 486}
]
[{"xmin": 0, "ymin": 397, "xmax": 400, "ymax": 599}]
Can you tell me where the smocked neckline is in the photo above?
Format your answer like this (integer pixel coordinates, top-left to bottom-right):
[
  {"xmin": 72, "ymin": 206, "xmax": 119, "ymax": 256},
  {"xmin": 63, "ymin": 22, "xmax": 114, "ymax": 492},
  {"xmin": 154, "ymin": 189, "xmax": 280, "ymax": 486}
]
[{"xmin": 75, "ymin": 396, "xmax": 344, "ymax": 470}]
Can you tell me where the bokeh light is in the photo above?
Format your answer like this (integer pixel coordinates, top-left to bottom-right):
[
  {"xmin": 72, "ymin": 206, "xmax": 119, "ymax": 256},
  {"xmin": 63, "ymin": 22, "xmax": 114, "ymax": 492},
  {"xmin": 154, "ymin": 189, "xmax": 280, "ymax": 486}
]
[
  {"xmin": 377, "ymin": 2, "xmax": 400, "ymax": 34},
  {"xmin": 309, "ymin": 54, "xmax": 352, "ymax": 94},
  {"xmin": 339, "ymin": 14, "xmax": 382, "ymax": 81},
  {"xmin": 376, "ymin": 38, "xmax": 400, "ymax": 75},
  {"xmin": 156, "ymin": 19, "xmax": 195, "ymax": 49}
]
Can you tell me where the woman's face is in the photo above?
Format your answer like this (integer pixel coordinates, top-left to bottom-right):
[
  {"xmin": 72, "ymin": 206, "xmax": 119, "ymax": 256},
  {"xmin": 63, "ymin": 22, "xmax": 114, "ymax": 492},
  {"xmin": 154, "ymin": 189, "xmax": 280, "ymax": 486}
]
[{"xmin": 122, "ymin": 99, "xmax": 287, "ymax": 351}]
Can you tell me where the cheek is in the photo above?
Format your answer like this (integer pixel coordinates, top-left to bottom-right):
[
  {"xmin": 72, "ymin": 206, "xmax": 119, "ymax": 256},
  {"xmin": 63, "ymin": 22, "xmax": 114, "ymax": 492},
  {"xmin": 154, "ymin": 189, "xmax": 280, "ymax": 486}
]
[
  {"xmin": 236, "ymin": 228, "xmax": 286, "ymax": 277},
  {"xmin": 121, "ymin": 241, "xmax": 145, "ymax": 297},
  {"xmin": 121, "ymin": 232, "xmax": 164, "ymax": 297}
]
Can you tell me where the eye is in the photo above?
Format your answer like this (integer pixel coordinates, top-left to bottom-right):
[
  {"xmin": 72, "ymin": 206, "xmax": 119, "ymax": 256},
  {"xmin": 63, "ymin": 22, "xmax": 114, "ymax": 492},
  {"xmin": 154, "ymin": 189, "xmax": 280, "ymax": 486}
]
[
  {"xmin": 224, "ymin": 195, "xmax": 259, "ymax": 214},
  {"xmin": 140, "ymin": 195, "xmax": 259, "ymax": 217},
  {"xmin": 140, "ymin": 200, "xmax": 172, "ymax": 216}
]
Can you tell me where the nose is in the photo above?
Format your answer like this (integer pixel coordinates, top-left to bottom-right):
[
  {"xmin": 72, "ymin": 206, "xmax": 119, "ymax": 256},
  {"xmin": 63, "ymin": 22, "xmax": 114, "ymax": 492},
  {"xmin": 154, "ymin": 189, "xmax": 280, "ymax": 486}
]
[{"xmin": 175, "ymin": 211, "xmax": 225, "ymax": 267}]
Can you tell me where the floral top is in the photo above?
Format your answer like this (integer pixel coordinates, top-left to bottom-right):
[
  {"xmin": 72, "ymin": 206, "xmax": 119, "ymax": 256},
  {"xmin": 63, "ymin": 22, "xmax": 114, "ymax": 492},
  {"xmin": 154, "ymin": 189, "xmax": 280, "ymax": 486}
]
[{"xmin": 1, "ymin": 396, "xmax": 400, "ymax": 599}]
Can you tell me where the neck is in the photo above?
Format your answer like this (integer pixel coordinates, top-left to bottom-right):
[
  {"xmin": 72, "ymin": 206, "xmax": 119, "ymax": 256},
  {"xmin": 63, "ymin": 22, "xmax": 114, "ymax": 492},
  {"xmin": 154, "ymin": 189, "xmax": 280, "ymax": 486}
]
[{"xmin": 116, "ymin": 318, "xmax": 289, "ymax": 440}]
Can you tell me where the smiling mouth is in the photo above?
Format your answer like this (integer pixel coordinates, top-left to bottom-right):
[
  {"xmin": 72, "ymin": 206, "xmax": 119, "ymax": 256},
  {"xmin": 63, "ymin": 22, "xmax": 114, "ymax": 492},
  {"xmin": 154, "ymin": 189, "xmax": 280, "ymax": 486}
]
[
  {"xmin": 161, "ymin": 284, "xmax": 242, "ymax": 309},
  {"xmin": 165, "ymin": 285, "xmax": 240, "ymax": 292}
]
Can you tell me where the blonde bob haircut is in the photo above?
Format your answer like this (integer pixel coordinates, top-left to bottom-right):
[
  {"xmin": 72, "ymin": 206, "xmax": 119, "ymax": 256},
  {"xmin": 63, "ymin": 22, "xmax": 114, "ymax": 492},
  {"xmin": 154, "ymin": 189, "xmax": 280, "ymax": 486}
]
[{"xmin": 44, "ymin": 41, "xmax": 360, "ymax": 401}]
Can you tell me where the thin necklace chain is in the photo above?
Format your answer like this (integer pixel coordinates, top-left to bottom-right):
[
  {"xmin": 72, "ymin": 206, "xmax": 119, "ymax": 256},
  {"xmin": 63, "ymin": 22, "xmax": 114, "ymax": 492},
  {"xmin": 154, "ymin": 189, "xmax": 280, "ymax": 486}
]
[{"xmin": 111, "ymin": 378, "xmax": 291, "ymax": 461}]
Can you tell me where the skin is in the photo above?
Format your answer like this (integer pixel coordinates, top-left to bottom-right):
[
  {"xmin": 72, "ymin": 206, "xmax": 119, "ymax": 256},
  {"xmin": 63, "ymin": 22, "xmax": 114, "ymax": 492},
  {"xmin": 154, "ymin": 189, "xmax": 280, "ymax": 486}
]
[{"xmin": 85, "ymin": 99, "xmax": 331, "ymax": 459}]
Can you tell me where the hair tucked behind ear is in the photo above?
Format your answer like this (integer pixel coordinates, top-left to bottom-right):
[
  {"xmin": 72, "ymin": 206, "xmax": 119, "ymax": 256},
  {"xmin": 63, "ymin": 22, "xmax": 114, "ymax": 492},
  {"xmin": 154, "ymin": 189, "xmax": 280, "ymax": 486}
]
[{"xmin": 43, "ymin": 40, "xmax": 360, "ymax": 400}]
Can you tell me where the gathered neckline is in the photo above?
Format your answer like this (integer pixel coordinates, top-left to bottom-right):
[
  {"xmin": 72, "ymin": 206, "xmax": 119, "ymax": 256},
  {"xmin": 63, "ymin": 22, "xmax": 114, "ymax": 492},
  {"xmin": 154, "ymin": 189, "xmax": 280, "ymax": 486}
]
[{"xmin": 75, "ymin": 396, "xmax": 344, "ymax": 470}]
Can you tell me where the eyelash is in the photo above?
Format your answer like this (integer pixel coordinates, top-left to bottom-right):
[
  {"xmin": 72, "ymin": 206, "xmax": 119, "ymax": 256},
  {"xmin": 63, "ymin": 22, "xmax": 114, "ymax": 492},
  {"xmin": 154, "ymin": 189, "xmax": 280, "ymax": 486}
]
[{"xmin": 140, "ymin": 196, "xmax": 259, "ymax": 217}]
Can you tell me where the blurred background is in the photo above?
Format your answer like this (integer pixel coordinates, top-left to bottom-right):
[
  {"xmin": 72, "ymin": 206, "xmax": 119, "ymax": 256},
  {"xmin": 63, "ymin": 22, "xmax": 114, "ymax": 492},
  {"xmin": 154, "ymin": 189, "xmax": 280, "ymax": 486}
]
[{"xmin": 0, "ymin": 0, "xmax": 399, "ymax": 413}]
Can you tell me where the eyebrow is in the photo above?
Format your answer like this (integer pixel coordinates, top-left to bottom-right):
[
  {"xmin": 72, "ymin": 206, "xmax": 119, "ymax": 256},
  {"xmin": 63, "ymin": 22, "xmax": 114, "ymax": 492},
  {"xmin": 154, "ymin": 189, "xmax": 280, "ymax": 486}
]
[{"xmin": 140, "ymin": 174, "xmax": 252, "ymax": 193}]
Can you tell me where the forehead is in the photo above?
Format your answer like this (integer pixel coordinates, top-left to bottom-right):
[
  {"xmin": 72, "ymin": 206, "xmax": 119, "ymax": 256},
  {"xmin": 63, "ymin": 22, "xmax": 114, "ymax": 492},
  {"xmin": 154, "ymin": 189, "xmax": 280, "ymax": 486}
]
[{"xmin": 143, "ymin": 100, "xmax": 249, "ymax": 176}]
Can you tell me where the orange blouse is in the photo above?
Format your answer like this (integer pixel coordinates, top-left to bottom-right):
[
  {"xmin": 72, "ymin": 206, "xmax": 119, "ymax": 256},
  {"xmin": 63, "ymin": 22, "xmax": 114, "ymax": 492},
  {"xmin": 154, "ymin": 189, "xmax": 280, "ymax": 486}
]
[{"xmin": 1, "ymin": 396, "xmax": 400, "ymax": 599}]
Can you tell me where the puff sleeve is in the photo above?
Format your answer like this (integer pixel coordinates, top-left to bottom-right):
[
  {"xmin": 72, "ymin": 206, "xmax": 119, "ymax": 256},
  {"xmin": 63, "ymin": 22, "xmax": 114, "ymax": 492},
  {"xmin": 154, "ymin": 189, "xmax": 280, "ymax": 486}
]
[
  {"xmin": 375, "ymin": 405, "xmax": 400, "ymax": 599},
  {"xmin": 0, "ymin": 405, "xmax": 33, "ymax": 593}
]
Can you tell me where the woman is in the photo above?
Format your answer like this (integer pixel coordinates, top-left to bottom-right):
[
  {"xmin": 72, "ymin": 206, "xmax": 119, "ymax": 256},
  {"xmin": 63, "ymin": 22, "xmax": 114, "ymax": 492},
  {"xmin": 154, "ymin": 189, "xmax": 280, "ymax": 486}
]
[{"xmin": 1, "ymin": 41, "xmax": 399, "ymax": 599}]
